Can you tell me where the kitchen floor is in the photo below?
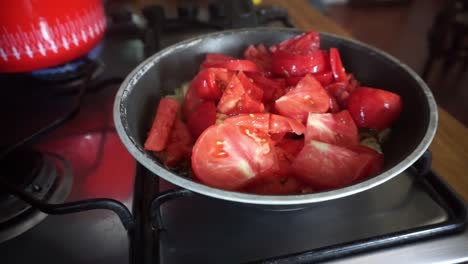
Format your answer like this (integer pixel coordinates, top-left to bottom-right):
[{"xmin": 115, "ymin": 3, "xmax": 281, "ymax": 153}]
[{"xmin": 317, "ymin": 0, "xmax": 468, "ymax": 126}]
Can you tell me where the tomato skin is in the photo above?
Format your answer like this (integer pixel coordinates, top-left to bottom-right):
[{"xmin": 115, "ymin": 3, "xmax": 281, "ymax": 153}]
[
  {"xmin": 163, "ymin": 119, "xmax": 193, "ymax": 167},
  {"xmin": 330, "ymin": 48, "xmax": 347, "ymax": 82},
  {"xmin": 187, "ymin": 101, "xmax": 217, "ymax": 140},
  {"xmin": 305, "ymin": 110, "xmax": 358, "ymax": 148},
  {"xmin": 292, "ymin": 140, "xmax": 376, "ymax": 190},
  {"xmin": 275, "ymin": 74, "xmax": 330, "ymax": 123},
  {"xmin": 192, "ymin": 123, "xmax": 278, "ymax": 190},
  {"xmin": 191, "ymin": 68, "xmax": 233, "ymax": 101},
  {"xmin": 271, "ymin": 50, "xmax": 329, "ymax": 77},
  {"xmin": 347, "ymin": 87, "xmax": 402, "ymax": 130},
  {"xmin": 144, "ymin": 98, "xmax": 180, "ymax": 151}
]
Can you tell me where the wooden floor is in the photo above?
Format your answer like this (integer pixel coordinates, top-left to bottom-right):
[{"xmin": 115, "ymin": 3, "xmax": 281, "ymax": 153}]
[{"xmin": 322, "ymin": 0, "xmax": 468, "ymax": 126}]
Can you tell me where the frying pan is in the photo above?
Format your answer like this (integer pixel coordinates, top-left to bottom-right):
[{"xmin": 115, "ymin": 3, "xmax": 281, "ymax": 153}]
[{"xmin": 114, "ymin": 28, "xmax": 437, "ymax": 206}]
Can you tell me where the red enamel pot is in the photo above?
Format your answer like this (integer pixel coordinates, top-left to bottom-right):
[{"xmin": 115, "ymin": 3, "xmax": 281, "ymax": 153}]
[{"xmin": 0, "ymin": 0, "xmax": 106, "ymax": 73}]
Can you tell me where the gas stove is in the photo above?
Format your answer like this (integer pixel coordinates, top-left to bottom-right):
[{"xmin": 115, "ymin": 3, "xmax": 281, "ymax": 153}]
[{"xmin": 0, "ymin": 1, "xmax": 467, "ymax": 264}]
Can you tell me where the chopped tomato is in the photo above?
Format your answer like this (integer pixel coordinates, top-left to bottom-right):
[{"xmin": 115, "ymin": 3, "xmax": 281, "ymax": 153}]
[
  {"xmin": 270, "ymin": 31, "xmax": 320, "ymax": 54},
  {"xmin": 144, "ymin": 98, "xmax": 180, "ymax": 151},
  {"xmin": 352, "ymin": 145, "xmax": 384, "ymax": 179},
  {"xmin": 223, "ymin": 113, "xmax": 305, "ymax": 135},
  {"xmin": 313, "ymin": 71, "xmax": 334, "ymax": 86},
  {"xmin": 329, "ymin": 96, "xmax": 341, "ymax": 113},
  {"xmin": 192, "ymin": 123, "xmax": 278, "ymax": 190},
  {"xmin": 245, "ymin": 72, "xmax": 285, "ymax": 103},
  {"xmin": 163, "ymin": 119, "xmax": 193, "ymax": 167},
  {"xmin": 244, "ymin": 44, "xmax": 272, "ymax": 75},
  {"xmin": 187, "ymin": 101, "xmax": 217, "ymax": 140},
  {"xmin": 271, "ymin": 50, "xmax": 329, "ymax": 77},
  {"xmin": 182, "ymin": 83, "xmax": 204, "ymax": 121},
  {"xmin": 286, "ymin": 71, "xmax": 333, "ymax": 87},
  {"xmin": 305, "ymin": 110, "xmax": 358, "ymax": 148},
  {"xmin": 237, "ymin": 71, "xmax": 264, "ymax": 101},
  {"xmin": 325, "ymin": 82, "xmax": 350, "ymax": 108},
  {"xmin": 217, "ymin": 74, "xmax": 265, "ymax": 115},
  {"xmin": 292, "ymin": 140, "xmax": 377, "ymax": 189},
  {"xmin": 330, "ymin": 48, "xmax": 347, "ymax": 82},
  {"xmin": 276, "ymin": 138, "xmax": 305, "ymax": 161},
  {"xmin": 275, "ymin": 74, "xmax": 330, "ymax": 123},
  {"xmin": 347, "ymin": 87, "xmax": 402, "ymax": 130},
  {"xmin": 201, "ymin": 53, "xmax": 259, "ymax": 72},
  {"xmin": 145, "ymin": 30, "xmax": 402, "ymax": 194},
  {"xmin": 191, "ymin": 68, "xmax": 233, "ymax": 100}
]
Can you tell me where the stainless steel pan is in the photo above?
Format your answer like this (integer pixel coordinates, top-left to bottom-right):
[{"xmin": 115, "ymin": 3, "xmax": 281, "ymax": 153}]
[{"xmin": 114, "ymin": 28, "xmax": 437, "ymax": 206}]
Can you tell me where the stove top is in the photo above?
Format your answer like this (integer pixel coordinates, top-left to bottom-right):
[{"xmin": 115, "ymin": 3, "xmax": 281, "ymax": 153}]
[{"xmin": 0, "ymin": 1, "xmax": 466, "ymax": 264}]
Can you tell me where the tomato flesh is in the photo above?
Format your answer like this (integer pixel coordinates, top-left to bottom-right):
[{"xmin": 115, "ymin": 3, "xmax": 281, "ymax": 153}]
[
  {"xmin": 192, "ymin": 123, "xmax": 278, "ymax": 190},
  {"xmin": 305, "ymin": 110, "xmax": 358, "ymax": 148},
  {"xmin": 292, "ymin": 140, "xmax": 376, "ymax": 189},
  {"xmin": 217, "ymin": 73, "xmax": 265, "ymax": 115},
  {"xmin": 163, "ymin": 119, "xmax": 192, "ymax": 167},
  {"xmin": 275, "ymin": 74, "xmax": 330, "ymax": 123}
]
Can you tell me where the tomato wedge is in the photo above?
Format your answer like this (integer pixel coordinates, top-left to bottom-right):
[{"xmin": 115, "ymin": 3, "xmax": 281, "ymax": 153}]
[
  {"xmin": 202, "ymin": 53, "xmax": 259, "ymax": 72},
  {"xmin": 347, "ymin": 87, "xmax": 402, "ymax": 130},
  {"xmin": 182, "ymin": 83, "xmax": 204, "ymax": 121},
  {"xmin": 292, "ymin": 140, "xmax": 377, "ymax": 189},
  {"xmin": 330, "ymin": 48, "xmax": 347, "ymax": 82},
  {"xmin": 144, "ymin": 98, "xmax": 180, "ymax": 151},
  {"xmin": 187, "ymin": 101, "xmax": 217, "ymax": 140},
  {"xmin": 245, "ymin": 72, "xmax": 285, "ymax": 103},
  {"xmin": 191, "ymin": 68, "xmax": 233, "ymax": 100},
  {"xmin": 222, "ymin": 113, "xmax": 305, "ymax": 135},
  {"xmin": 192, "ymin": 123, "xmax": 278, "ymax": 190},
  {"xmin": 271, "ymin": 50, "xmax": 329, "ymax": 77},
  {"xmin": 217, "ymin": 73, "xmax": 265, "ymax": 115},
  {"xmin": 244, "ymin": 44, "xmax": 272, "ymax": 75},
  {"xmin": 270, "ymin": 31, "xmax": 320, "ymax": 54},
  {"xmin": 275, "ymin": 74, "xmax": 330, "ymax": 123},
  {"xmin": 163, "ymin": 118, "xmax": 192, "ymax": 167},
  {"xmin": 305, "ymin": 110, "xmax": 358, "ymax": 148}
]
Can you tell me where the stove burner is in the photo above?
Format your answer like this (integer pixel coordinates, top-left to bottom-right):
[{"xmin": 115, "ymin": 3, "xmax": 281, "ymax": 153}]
[
  {"xmin": 0, "ymin": 151, "xmax": 73, "ymax": 243},
  {"xmin": 30, "ymin": 43, "xmax": 103, "ymax": 82}
]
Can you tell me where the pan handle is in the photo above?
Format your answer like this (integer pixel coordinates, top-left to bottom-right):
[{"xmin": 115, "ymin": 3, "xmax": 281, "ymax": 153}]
[
  {"xmin": 413, "ymin": 150, "xmax": 432, "ymax": 176},
  {"xmin": 0, "ymin": 177, "xmax": 135, "ymax": 231}
]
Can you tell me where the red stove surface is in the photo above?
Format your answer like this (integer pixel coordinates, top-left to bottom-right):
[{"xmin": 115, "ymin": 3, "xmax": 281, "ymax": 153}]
[{"xmin": 35, "ymin": 88, "xmax": 135, "ymax": 203}]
